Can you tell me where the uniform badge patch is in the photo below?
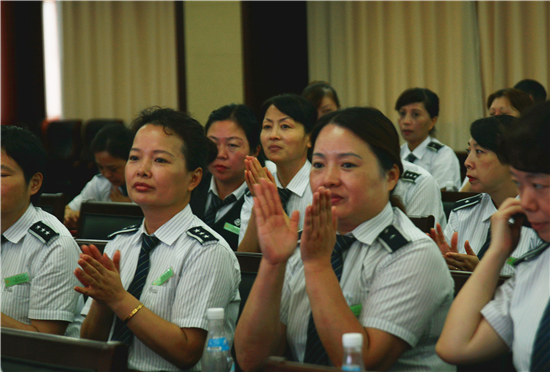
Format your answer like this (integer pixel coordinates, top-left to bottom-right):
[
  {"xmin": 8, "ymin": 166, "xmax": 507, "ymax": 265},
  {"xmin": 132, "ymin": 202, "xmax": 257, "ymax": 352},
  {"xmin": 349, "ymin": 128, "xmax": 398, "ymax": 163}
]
[
  {"xmin": 378, "ymin": 225, "xmax": 409, "ymax": 253},
  {"xmin": 187, "ymin": 226, "xmax": 219, "ymax": 245},
  {"xmin": 401, "ymin": 170, "xmax": 421, "ymax": 183},
  {"xmin": 426, "ymin": 141, "xmax": 444, "ymax": 152},
  {"xmin": 29, "ymin": 222, "xmax": 59, "ymax": 244},
  {"xmin": 108, "ymin": 225, "xmax": 140, "ymax": 239},
  {"xmin": 452, "ymin": 194, "xmax": 483, "ymax": 212}
]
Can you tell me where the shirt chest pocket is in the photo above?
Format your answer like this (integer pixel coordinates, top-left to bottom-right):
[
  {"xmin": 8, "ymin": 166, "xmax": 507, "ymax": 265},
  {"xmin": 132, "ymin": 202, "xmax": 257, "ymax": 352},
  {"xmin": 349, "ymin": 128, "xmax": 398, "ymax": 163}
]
[
  {"xmin": 3, "ymin": 283, "xmax": 31, "ymax": 309},
  {"xmin": 142, "ymin": 284, "xmax": 177, "ymax": 318}
]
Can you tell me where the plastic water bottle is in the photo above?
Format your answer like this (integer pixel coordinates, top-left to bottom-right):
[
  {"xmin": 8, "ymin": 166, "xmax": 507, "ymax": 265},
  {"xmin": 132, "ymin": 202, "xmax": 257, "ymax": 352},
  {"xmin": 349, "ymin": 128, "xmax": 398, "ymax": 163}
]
[
  {"xmin": 445, "ymin": 181, "xmax": 458, "ymax": 192},
  {"xmin": 341, "ymin": 333, "xmax": 365, "ymax": 371},
  {"xmin": 202, "ymin": 308, "xmax": 235, "ymax": 372}
]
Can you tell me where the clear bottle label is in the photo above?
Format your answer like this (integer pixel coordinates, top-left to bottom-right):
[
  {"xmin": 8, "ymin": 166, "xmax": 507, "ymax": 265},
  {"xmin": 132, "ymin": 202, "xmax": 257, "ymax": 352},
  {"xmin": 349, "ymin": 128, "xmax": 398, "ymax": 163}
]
[
  {"xmin": 342, "ymin": 365, "xmax": 362, "ymax": 372},
  {"xmin": 207, "ymin": 337, "xmax": 230, "ymax": 351}
]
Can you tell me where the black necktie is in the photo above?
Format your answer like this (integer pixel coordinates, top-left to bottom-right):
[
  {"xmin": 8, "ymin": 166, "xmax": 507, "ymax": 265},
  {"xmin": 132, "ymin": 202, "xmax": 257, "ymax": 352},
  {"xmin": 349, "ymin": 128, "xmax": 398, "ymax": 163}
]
[
  {"xmin": 278, "ymin": 188, "xmax": 292, "ymax": 214},
  {"xmin": 531, "ymin": 298, "xmax": 550, "ymax": 372},
  {"xmin": 111, "ymin": 234, "xmax": 160, "ymax": 345},
  {"xmin": 303, "ymin": 235, "xmax": 356, "ymax": 365},
  {"xmin": 406, "ymin": 153, "xmax": 417, "ymax": 163},
  {"xmin": 205, "ymin": 194, "xmax": 237, "ymax": 226},
  {"xmin": 477, "ymin": 226, "xmax": 491, "ymax": 260}
]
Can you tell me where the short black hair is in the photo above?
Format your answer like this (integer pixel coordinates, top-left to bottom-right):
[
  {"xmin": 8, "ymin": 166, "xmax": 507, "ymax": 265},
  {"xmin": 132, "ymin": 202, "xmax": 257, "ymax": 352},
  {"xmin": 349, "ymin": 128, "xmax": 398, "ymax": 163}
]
[
  {"xmin": 90, "ymin": 123, "xmax": 134, "ymax": 160},
  {"xmin": 260, "ymin": 94, "xmax": 318, "ymax": 134},
  {"xmin": 395, "ymin": 88, "xmax": 440, "ymax": 118},
  {"xmin": 130, "ymin": 106, "xmax": 217, "ymax": 172},
  {"xmin": 1, "ymin": 126, "xmax": 48, "ymax": 205},
  {"xmin": 205, "ymin": 104, "xmax": 261, "ymax": 151},
  {"xmin": 500, "ymin": 101, "xmax": 550, "ymax": 174},
  {"xmin": 301, "ymin": 81, "xmax": 341, "ymax": 110},
  {"xmin": 486, "ymin": 88, "xmax": 533, "ymax": 114},
  {"xmin": 469, "ymin": 115, "xmax": 516, "ymax": 163},
  {"xmin": 514, "ymin": 79, "xmax": 547, "ymax": 103}
]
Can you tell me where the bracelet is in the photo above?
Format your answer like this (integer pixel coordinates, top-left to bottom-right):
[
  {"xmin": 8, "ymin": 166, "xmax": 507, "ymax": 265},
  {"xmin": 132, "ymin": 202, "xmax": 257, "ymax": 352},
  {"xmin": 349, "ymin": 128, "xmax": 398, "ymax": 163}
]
[{"xmin": 123, "ymin": 303, "xmax": 144, "ymax": 324}]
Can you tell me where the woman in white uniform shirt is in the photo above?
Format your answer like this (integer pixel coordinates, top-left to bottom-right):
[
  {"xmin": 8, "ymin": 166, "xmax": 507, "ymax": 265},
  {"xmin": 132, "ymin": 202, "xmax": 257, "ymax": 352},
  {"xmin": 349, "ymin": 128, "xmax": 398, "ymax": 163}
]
[
  {"xmin": 395, "ymin": 88, "xmax": 461, "ymax": 190},
  {"xmin": 430, "ymin": 115, "xmax": 540, "ymax": 275},
  {"xmin": 437, "ymin": 101, "xmax": 550, "ymax": 372},
  {"xmin": 238, "ymin": 94, "xmax": 317, "ymax": 253},
  {"xmin": 235, "ymin": 107, "xmax": 454, "ymax": 371}
]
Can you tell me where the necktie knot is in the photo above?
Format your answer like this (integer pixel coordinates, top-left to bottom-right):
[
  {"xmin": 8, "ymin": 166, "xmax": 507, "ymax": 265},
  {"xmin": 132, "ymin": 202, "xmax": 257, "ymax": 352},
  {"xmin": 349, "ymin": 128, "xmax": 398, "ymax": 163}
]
[
  {"xmin": 333, "ymin": 235, "xmax": 356, "ymax": 256},
  {"xmin": 406, "ymin": 153, "xmax": 418, "ymax": 163},
  {"xmin": 205, "ymin": 193, "xmax": 237, "ymax": 226},
  {"xmin": 142, "ymin": 234, "xmax": 160, "ymax": 254}
]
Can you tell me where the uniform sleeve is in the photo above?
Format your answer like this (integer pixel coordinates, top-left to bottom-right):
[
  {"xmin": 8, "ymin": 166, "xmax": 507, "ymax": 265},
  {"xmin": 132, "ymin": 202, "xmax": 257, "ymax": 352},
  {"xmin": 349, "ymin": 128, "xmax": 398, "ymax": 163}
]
[
  {"xmin": 170, "ymin": 243, "xmax": 240, "ymax": 330},
  {"xmin": 403, "ymin": 173, "xmax": 447, "ymax": 229},
  {"xmin": 29, "ymin": 236, "xmax": 82, "ymax": 322},
  {"xmin": 360, "ymin": 239, "xmax": 453, "ymax": 347},
  {"xmin": 480, "ymin": 276, "xmax": 515, "ymax": 348},
  {"xmin": 68, "ymin": 176, "xmax": 102, "ymax": 211},
  {"xmin": 238, "ymin": 194, "xmax": 254, "ymax": 244},
  {"xmin": 430, "ymin": 147, "xmax": 461, "ymax": 191}
]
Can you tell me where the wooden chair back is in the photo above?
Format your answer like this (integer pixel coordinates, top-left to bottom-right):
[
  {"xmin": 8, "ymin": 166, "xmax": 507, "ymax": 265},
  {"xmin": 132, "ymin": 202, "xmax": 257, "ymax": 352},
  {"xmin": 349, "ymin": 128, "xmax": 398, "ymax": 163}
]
[
  {"xmin": 409, "ymin": 215, "xmax": 435, "ymax": 233},
  {"xmin": 38, "ymin": 193, "xmax": 67, "ymax": 223},
  {"xmin": 76, "ymin": 201, "xmax": 143, "ymax": 240}
]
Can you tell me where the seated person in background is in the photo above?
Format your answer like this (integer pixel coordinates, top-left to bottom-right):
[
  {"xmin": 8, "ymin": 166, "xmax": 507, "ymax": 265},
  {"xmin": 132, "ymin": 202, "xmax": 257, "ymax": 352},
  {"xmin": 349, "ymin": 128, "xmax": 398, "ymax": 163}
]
[
  {"xmin": 1, "ymin": 126, "xmax": 83, "ymax": 337},
  {"xmin": 460, "ymin": 87, "xmax": 534, "ymax": 191},
  {"xmin": 64, "ymin": 123, "xmax": 134, "ymax": 229},
  {"xmin": 235, "ymin": 107, "xmax": 455, "ymax": 371},
  {"xmin": 430, "ymin": 115, "xmax": 540, "ymax": 276},
  {"xmin": 238, "ymin": 94, "xmax": 317, "ymax": 253},
  {"xmin": 394, "ymin": 160, "xmax": 447, "ymax": 229},
  {"xmin": 395, "ymin": 87, "xmax": 461, "ymax": 191},
  {"xmin": 301, "ymin": 80, "xmax": 341, "ymax": 118},
  {"xmin": 76, "ymin": 107, "xmax": 240, "ymax": 372},
  {"xmin": 190, "ymin": 103, "xmax": 260, "ymax": 251},
  {"xmin": 436, "ymin": 101, "xmax": 550, "ymax": 372},
  {"xmin": 486, "ymin": 88, "xmax": 533, "ymax": 117}
]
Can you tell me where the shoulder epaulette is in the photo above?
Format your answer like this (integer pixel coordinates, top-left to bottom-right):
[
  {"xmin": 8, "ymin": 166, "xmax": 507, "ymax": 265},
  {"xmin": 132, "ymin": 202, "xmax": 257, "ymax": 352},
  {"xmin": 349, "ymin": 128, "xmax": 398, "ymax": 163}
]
[
  {"xmin": 378, "ymin": 225, "xmax": 409, "ymax": 253},
  {"xmin": 107, "ymin": 225, "xmax": 140, "ymax": 239},
  {"xmin": 426, "ymin": 141, "xmax": 444, "ymax": 152},
  {"xmin": 245, "ymin": 189, "xmax": 252, "ymax": 197},
  {"xmin": 187, "ymin": 226, "xmax": 219, "ymax": 245},
  {"xmin": 511, "ymin": 242, "xmax": 550, "ymax": 267},
  {"xmin": 401, "ymin": 170, "xmax": 421, "ymax": 183},
  {"xmin": 29, "ymin": 221, "xmax": 59, "ymax": 244},
  {"xmin": 452, "ymin": 194, "xmax": 483, "ymax": 212}
]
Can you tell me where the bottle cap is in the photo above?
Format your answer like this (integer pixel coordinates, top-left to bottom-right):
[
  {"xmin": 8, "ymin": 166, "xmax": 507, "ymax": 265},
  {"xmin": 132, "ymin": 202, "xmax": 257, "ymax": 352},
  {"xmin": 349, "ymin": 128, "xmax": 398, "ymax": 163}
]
[
  {"xmin": 445, "ymin": 181, "xmax": 455, "ymax": 191},
  {"xmin": 206, "ymin": 307, "xmax": 225, "ymax": 320},
  {"xmin": 342, "ymin": 333, "xmax": 363, "ymax": 348}
]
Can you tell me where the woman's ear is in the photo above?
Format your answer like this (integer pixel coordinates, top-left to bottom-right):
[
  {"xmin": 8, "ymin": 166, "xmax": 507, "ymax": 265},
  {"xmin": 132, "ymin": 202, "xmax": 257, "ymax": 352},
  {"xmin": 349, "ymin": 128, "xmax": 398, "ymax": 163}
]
[
  {"xmin": 429, "ymin": 116, "xmax": 438, "ymax": 131},
  {"xmin": 187, "ymin": 168, "xmax": 203, "ymax": 192},
  {"xmin": 386, "ymin": 164, "xmax": 400, "ymax": 192},
  {"xmin": 28, "ymin": 173, "xmax": 43, "ymax": 196},
  {"xmin": 251, "ymin": 145, "xmax": 261, "ymax": 157}
]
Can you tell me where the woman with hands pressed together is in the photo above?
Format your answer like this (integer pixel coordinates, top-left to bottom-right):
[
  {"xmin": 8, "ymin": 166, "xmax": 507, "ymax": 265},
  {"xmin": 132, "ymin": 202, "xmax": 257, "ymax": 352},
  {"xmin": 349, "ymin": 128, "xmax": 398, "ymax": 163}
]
[
  {"xmin": 430, "ymin": 115, "xmax": 540, "ymax": 275},
  {"xmin": 235, "ymin": 107, "xmax": 455, "ymax": 371},
  {"xmin": 437, "ymin": 101, "xmax": 550, "ymax": 372},
  {"xmin": 237, "ymin": 94, "xmax": 317, "ymax": 253},
  {"xmin": 75, "ymin": 107, "xmax": 241, "ymax": 372}
]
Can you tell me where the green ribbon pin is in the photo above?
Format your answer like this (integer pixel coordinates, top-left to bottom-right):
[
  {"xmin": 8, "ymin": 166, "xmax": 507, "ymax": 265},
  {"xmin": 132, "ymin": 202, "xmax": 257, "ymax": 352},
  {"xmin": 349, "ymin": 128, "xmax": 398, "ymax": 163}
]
[
  {"xmin": 223, "ymin": 222, "xmax": 240, "ymax": 235},
  {"xmin": 152, "ymin": 267, "xmax": 174, "ymax": 286},
  {"xmin": 350, "ymin": 303, "xmax": 362, "ymax": 318}
]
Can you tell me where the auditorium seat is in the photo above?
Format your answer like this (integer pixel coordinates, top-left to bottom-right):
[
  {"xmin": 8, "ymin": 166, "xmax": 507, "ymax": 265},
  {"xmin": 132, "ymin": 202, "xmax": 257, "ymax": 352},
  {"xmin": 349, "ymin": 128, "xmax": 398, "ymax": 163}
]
[
  {"xmin": 75, "ymin": 238, "xmax": 109, "ymax": 254},
  {"xmin": 76, "ymin": 201, "xmax": 143, "ymax": 240},
  {"xmin": 441, "ymin": 191, "xmax": 480, "ymax": 220},
  {"xmin": 37, "ymin": 193, "xmax": 66, "ymax": 223},
  {"xmin": 409, "ymin": 215, "xmax": 435, "ymax": 233},
  {"xmin": 1, "ymin": 328, "xmax": 128, "ymax": 372}
]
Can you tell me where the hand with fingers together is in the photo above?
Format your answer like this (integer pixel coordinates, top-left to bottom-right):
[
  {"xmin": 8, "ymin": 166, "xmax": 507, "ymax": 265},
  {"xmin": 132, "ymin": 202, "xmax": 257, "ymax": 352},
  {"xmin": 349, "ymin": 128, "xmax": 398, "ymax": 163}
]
[
  {"xmin": 300, "ymin": 186, "xmax": 337, "ymax": 265},
  {"xmin": 74, "ymin": 246, "xmax": 125, "ymax": 308},
  {"xmin": 252, "ymin": 178, "xmax": 300, "ymax": 265},
  {"xmin": 444, "ymin": 241, "xmax": 479, "ymax": 271},
  {"xmin": 245, "ymin": 156, "xmax": 276, "ymax": 196}
]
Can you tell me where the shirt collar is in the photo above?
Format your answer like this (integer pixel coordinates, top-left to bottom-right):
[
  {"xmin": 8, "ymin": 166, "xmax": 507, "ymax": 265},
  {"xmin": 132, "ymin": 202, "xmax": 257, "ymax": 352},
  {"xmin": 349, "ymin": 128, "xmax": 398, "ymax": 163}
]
[
  {"xmin": 406, "ymin": 135, "xmax": 433, "ymax": 160},
  {"xmin": 208, "ymin": 177, "xmax": 247, "ymax": 200},
  {"xmin": 480, "ymin": 193, "xmax": 497, "ymax": 222},
  {"xmin": 139, "ymin": 204, "xmax": 194, "ymax": 246},
  {"xmin": 274, "ymin": 160, "xmax": 311, "ymax": 197},
  {"xmin": 348, "ymin": 202, "xmax": 394, "ymax": 252},
  {"xmin": 3, "ymin": 204, "xmax": 37, "ymax": 244}
]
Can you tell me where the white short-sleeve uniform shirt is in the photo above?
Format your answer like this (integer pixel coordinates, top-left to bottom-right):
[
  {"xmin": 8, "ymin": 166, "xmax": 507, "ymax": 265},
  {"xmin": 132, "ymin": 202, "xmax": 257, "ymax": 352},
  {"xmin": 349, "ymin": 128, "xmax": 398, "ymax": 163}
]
[
  {"xmin": 481, "ymin": 242, "xmax": 550, "ymax": 371},
  {"xmin": 238, "ymin": 160, "xmax": 313, "ymax": 244},
  {"xmin": 280, "ymin": 203, "xmax": 455, "ymax": 371},
  {"xmin": 68, "ymin": 174, "xmax": 130, "ymax": 211},
  {"xmin": 1, "ymin": 204, "xmax": 84, "ymax": 337},
  {"xmin": 401, "ymin": 136, "xmax": 461, "ymax": 190},
  {"xmin": 444, "ymin": 193, "xmax": 541, "ymax": 276},
  {"xmin": 394, "ymin": 160, "xmax": 447, "ymax": 229},
  {"xmin": 81, "ymin": 205, "xmax": 241, "ymax": 372}
]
